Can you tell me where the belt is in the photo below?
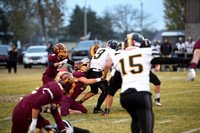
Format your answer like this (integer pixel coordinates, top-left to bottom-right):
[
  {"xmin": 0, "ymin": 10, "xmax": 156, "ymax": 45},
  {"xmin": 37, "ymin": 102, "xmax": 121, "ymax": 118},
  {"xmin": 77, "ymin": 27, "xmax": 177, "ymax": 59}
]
[{"xmin": 91, "ymin": 68, "xmax": 102, "ymax": 72}]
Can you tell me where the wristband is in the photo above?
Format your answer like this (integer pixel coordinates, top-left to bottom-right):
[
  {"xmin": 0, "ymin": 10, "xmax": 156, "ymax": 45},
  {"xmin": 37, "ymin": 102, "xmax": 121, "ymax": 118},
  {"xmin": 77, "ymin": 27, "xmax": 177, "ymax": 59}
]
[
  {"xmin": 96, "ymin": 78, "xmax": 101, "ymax": 82},
  {"xmin": 32, "ymin": 118, "xmax": 37, "ymax": 124}
]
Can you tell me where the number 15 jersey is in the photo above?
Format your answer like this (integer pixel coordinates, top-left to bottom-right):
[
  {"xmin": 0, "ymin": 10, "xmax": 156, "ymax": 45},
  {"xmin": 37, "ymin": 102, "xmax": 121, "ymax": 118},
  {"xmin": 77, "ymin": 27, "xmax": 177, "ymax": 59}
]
[{"xmin": 112, "ymin": 47, "xmax": 153, "ymax": 93}]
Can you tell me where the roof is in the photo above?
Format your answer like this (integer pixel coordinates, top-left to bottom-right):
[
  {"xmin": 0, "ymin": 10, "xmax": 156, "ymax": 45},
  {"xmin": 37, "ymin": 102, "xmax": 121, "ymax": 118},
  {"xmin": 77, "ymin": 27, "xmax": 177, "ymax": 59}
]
[{"xmin": 161, "ymin": 30, "xmax": 185, "ymax": 36}]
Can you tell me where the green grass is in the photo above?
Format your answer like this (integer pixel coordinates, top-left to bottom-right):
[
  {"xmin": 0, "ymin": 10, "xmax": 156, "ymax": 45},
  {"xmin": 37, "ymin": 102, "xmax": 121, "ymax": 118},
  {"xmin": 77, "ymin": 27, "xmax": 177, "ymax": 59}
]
[{"xmin": 0, "ymin": 66, "xmax": 200, "ymax": 133}]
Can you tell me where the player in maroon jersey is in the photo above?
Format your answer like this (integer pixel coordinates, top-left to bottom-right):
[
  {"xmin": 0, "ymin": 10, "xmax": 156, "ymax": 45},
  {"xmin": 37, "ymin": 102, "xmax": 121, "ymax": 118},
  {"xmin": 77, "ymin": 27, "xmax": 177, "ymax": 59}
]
[
  {"xmin": 60, "ymin": 60, "xmax": 102, "ymax": 116},
  {"xmin": 42, "ymin": 43, "xmax": 74, "ymax": 84},
  {"xmin": 187, "ymin": 38, "xmax": 200, "ymax": 81},
  {"xmin": 12, "ymin": 72, "xmax": 75, "ymax": 133}
]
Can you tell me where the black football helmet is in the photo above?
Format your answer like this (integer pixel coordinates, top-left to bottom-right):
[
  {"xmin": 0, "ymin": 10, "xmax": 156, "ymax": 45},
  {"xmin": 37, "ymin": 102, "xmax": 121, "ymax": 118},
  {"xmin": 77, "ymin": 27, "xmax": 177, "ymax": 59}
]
[
  {"xmin": 116, "ymin": 42, "xmax": 125, "ymax": 51},
  {"xmin": 124, "ymin": 33, "xmax": 145, "ymax": 48},
  {"xmin": 140, "ymin": 39, "xmax": 152, "ymax": 48},
  {"xmin": 40, "ymin": 120, "xmax": 73, "ymax": 133},
  {"xmin": 107, "ymin": 40, "xmax": 119, "ymax": 50}
]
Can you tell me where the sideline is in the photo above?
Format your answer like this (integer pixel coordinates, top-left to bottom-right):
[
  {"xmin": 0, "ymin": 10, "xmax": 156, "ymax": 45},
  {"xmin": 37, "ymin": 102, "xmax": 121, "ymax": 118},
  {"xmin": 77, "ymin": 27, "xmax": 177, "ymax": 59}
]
[
  {"xmin": 0, "ymin": 117, "xmax": 12, "ymax": 121},
  {"xmin": 112, "ymin": 119, "xmax": 130, "ymax": 123},
  {"xmin": 162, "ymin": 89, "xmax": 200, "ymax": 96},
  {"xmin": 183, "ymin": 128, "xmax": 200, "ymax": 133},
  {"xmin": 159, "ymin": 120, "xmax": 173, "ymax": 124}
]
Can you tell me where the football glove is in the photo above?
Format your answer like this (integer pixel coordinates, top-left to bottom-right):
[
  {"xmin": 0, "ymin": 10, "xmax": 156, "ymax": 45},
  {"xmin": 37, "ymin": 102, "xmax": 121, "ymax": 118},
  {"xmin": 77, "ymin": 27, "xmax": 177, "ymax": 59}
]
[
  {"xmin": 29, "ymin": 119, "xmax": 37, "ymax": 133},
  {"xmin": 60, "ymin": 59, "xmax": 68, "ymax": 65},
  {"xmin": 187, "ymin": 68, "xmax": 196, "ymax": 82},
  {"xmin": 81, "ymin": 58, "xmax": 90, "ymax": 63}
]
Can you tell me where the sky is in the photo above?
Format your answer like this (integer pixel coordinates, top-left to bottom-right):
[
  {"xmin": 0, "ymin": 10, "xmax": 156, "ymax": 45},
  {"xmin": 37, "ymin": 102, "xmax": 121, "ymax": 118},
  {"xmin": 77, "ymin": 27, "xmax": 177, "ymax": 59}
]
[{"xmin": 65, "ymin": 0, "xmax": 166, "ymax": 30}]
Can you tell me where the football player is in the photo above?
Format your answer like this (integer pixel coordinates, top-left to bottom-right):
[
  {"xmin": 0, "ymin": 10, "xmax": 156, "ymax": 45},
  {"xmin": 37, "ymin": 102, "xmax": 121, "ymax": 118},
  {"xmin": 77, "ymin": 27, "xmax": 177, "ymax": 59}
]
[
  {"xmin": 60, "ymin": 59, "xmax": 103, "ymax": 116},
  {"xmin": 42, "ymin": 43, "xmax": 74, "ymax": 85},
  {"xmin": 101, "ymin": 41, "xmax": 162, "ymax": 116},
  {"xmin": 78, "ymin": 40, "xmax": 118, "ymax": 113},
  {"xmin": 12, "ymin": 72, "xmax": 78, "ymax": 133},
  {"xmin": 109, "ymin": 33, "xmax": 156, "ymax": 132},
  {"xmin": 187, "ymin": 38, "xmax": 200, "ymax": 82},
  {"xmin": 103, "ymin": 33, "xmax": 190, "ymax": 132}
]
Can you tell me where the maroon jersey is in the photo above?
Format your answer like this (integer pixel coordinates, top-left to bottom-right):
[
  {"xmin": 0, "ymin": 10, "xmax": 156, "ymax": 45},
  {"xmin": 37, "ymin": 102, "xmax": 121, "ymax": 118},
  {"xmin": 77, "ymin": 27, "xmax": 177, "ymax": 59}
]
[
  {"xmin": 71, "ymin": 71, "xmax": 87, "ymax": 99},
  {"xmin": 18, "ymin": 81, "xmax": 65, "ymax": 131},
  {"xmin": 193, "ymin": 40, "xmax": 200, "ymax": 51},
  {"xmin": 44, "ymin": 53, "xmax": 67, "ymax": 79}
]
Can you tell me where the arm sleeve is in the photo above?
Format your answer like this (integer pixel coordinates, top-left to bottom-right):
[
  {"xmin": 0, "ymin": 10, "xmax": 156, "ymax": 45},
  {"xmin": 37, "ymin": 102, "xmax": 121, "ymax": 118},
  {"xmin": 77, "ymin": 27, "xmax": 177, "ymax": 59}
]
[
  {"xmin": 51, "ymin": 109, "xmax": 66, "ymax": 131},
  {"xmin": 67, "ymin": 59, "xmax": 74, "ymax": 66},
  {"xmin": 151, "ymin": 57, "xmax": 191, "ymax": 65},
  {"xmin": 49, "ymin": 60, "xmax": 55, "ymax": 68}
]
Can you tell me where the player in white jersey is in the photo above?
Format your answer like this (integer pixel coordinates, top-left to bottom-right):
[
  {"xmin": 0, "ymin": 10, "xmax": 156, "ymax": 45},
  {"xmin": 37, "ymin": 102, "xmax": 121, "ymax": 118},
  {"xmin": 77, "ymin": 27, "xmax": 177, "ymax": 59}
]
[
  {"xmin": 78, "ymin": 41, "xmax": 116, "ymax": 113},
  {"xmin": 108, "ymin": 33, "xmax": 192, "ymax": 132},
  {"xmin": 111, "ymin": 33, "xmax": 154, "ymax": 133}
]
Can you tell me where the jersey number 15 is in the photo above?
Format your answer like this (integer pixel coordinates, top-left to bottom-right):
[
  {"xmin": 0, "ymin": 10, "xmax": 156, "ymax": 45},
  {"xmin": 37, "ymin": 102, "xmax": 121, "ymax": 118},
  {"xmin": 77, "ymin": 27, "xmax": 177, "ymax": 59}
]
[{"xmin": 119, "ymin": 54, "xmax": 143, "ymax": 75}]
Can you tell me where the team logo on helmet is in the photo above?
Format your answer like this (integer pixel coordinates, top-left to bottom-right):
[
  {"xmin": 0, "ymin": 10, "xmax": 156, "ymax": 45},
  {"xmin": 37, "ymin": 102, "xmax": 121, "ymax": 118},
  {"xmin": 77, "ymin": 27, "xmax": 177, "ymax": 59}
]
[
  {"xmin": 54, "ymin": 43, "xmax": 68, "ymax": 59},
  {"xmin": 55, "ymin": 72, "xmax": 75, "ymax": 95},
  {"xmin": 74, "ymin": 60, "xmax": 89, "ymax": 72}
]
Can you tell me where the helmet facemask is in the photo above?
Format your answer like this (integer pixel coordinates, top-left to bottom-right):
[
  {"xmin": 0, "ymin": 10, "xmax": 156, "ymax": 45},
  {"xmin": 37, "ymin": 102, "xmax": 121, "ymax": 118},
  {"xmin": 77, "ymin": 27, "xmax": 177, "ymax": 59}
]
[{"xmin": 58, "ymin": 49, "xmax": 68, "ymax": 59}]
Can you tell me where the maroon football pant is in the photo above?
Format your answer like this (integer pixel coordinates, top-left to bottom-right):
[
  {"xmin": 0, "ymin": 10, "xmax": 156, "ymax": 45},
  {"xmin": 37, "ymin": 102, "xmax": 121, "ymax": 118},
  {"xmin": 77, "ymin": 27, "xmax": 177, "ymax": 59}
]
[
  {"xmin": 61, "ymin": 96, "xmax": 87, "ymax": 116},
  {"xmin": 12, "ymin": 103, "xmax": 50, "ymax": 133}
]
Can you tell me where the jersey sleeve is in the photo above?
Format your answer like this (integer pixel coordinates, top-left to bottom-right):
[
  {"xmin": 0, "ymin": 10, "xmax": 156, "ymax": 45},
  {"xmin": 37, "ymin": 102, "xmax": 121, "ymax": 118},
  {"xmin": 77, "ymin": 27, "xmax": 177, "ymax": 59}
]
[
  {"xmin": 48, "ymin": 54, "xmax": 57, "ymax": 62},
  {"xmin": 73, "ymin": 71, "xmax": 86, "ymax": 78}
]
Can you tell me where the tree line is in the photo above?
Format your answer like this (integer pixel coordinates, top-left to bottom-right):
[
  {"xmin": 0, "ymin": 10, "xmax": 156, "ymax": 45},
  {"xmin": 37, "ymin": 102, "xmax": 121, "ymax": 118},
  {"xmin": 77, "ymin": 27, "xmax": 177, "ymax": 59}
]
[{"xmin": 0, "ymin": 0, "xmax": 184, "ymax": 45}]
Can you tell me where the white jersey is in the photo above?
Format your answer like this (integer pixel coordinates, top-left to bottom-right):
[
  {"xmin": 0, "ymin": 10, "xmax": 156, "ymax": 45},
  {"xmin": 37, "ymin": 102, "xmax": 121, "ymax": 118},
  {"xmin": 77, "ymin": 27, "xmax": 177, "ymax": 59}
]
[
  {"xmin": 90, "ymin": 48, "xmax": 116, "ymax": 70},
  {"xmin": 112, "ymin": 47, "xmax": 153, "ymax": 93},
  {"xmin": 176, "ymin": 42, "xmax": 186, "ymax": 54},
  {"xmin": 151, "ymin": 45, "xmax": 161, "ymax": 58},
  {"xmin": 110, "ymin": 50, "xmax": 122, "ymax": 76},
  {"xmin": 185, "ymin": 41, "xmax": 195, "ymax": 54}
]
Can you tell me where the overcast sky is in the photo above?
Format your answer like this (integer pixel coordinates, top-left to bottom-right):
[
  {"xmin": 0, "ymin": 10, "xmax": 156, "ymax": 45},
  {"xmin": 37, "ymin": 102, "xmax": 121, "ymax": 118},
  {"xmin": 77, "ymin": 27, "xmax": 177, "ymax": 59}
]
[{"xmin": 65, "ymin": 0, "xmax": 166, "ymax": 30}]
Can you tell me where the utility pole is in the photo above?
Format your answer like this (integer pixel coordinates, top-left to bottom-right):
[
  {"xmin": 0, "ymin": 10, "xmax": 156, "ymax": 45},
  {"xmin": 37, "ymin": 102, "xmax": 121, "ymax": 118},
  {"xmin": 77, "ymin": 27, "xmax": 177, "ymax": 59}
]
[
  {"xmin": 84, "ymin": 0, "xmax": 87, "ymax": 40},
  {"xmin": 140, "ymin": 1, "xmax": 143, "ymax": 35},
  {"xmin": 138, "ymin": 0, "xmax": 143, "ymax": 35}
]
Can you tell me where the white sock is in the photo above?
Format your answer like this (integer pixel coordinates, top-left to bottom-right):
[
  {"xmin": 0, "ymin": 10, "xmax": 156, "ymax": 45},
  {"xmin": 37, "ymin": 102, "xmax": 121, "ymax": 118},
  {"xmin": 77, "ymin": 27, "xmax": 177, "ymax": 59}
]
[{"xmin": 155, "ymin": 93, "xmax": 160, "ymax": 99}]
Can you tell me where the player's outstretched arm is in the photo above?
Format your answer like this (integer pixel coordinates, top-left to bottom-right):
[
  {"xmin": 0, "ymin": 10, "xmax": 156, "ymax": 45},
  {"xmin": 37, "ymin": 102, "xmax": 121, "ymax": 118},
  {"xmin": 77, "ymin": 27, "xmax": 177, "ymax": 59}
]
[{"xmin": 77, "ymin": 77, "xmax": 101, "ymax": 85}]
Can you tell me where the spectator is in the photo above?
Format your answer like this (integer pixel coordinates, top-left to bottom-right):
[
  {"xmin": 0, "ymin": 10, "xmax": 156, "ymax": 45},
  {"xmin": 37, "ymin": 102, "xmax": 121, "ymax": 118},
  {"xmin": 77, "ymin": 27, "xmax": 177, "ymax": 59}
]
[
  {"xmin": 160, "ymin": 38, "xmax": 173, "ymax": 71},
  {"xmin": 157, "ymin": 40, "xmax": 161, "ymax": 53},
  {"xmin": 185, "ymin": 37, "xmax": 195, "ymax": 58},
  {"xmin": 174, "ymin": 37, "xmax": 186, "ymax": 72},
  {"xmin": 8, "ymin": 44, "xmax": 18, "ymax": 74},
  {"xmin": 151, "ymin": 40, "xmax": 161, "ymax": 72},
  {"xmin": 46, "ymin": 42, "xmax": 54, "ymax": 55},
  {"xmin": 90, "ymin": 40, "xmax": 102, "ymax": 57}
]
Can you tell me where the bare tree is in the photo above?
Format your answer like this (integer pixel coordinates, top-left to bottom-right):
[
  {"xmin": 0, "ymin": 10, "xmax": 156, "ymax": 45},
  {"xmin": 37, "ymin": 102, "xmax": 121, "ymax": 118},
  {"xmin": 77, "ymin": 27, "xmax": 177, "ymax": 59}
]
[
  {"xmin": 110, "ymin": 4, "xmax": 140, "ymax": 38},
  {"xmin": 35, "ymin": 0, "xmax": 66, "ymax": 45}
]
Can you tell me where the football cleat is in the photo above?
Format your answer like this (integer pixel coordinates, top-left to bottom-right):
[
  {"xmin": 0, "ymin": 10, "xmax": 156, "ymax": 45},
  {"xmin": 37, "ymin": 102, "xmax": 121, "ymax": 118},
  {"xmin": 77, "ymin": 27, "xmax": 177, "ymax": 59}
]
[
  {"xmin": 101, "ymin": 108, "xmax": 110, "ymax": 116},
  {"xmin": 93, "ymin": 107, "xmax": 103, "ymax": 114},
  {"xmin": 187, "ymin": 68, "xmax": 196, "ymax": 82},
  {"xmin": 154, "ymin": 98, "xmax": 161, "ymax": 106}
]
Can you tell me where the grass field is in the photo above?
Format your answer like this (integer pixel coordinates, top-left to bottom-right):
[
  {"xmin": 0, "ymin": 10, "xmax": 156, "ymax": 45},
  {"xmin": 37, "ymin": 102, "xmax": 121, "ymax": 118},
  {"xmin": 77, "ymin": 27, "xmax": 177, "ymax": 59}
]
[{"xmin": 0, "ymin": 65, "xmax": 200, "ymax": 133}]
